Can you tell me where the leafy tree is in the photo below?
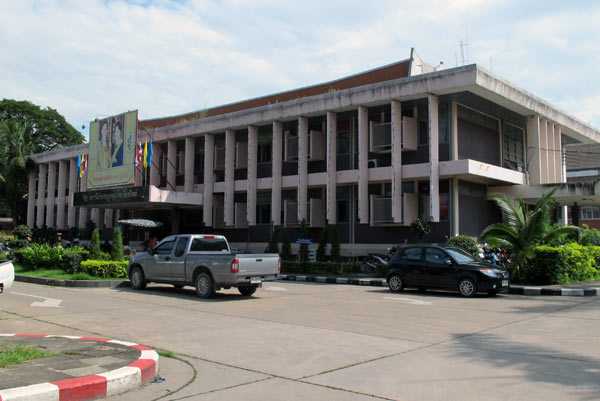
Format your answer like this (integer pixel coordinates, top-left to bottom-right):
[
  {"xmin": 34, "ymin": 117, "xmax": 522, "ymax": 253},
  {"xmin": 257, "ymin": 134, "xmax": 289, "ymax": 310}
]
[
  {"xmin": 90, "ymin": 228, "xmax": 101, "ymax": 259},
  {"xmin": 480, "ymin": 187, "xmax": 580, "ymax": 276},
  {"xmin": 267, "ymin": 227, "xmax": 280, "ymax": 254},
  {"xmin": 410, "ymin": 218, "xmax": 431, "ymax": 241},
  {"xmin": 316, "ymin": 228, "xmax": 328, "ymax": 261},
  {"xmin": 316, "ymin": 225, "xmax": 341, "ymax": 262},
  {"xmin": 447, "ymin": 235, "xmax": 479, "ymax": 257},
  {"xmin": 579, "ymin": 224, "xmax": 600, "ymax": 246},
  {"xmin": 13, "ymin": 224, "xmax": 32, "ymax": 240},
  {"xmin": 279, "ymin": 228, "xmax": 292, "ymax": 261},
  {"xmin": 110, "ymin": 227, "xmax": 124, "ymax": 261},
  {"xmin": 298, "ymin": 219, "xmax": 309, "ymax": 261},
  {"xmin": 329, "ymin": 225, "xmax": 341, "ymax": 262}
]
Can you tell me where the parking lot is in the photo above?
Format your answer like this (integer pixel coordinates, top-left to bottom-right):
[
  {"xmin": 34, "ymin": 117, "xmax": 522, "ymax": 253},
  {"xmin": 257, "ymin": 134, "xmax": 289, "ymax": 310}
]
[{"xmin": 1, "ymin": 280, "xmax": 599, "ymax": 400}]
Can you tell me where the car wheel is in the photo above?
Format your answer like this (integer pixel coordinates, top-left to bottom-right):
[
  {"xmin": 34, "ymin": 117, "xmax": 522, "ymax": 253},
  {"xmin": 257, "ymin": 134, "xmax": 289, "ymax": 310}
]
[
  {"xmin": 388, "ymin": 274, "xmax": 404, "ymax": 292},
  {"xmin": 458, "ymin": 278, "xmax": 477, "ymax": 297},
  {"xmin": 238, "ymin": 286, "xmax": 257, "ymax": 296},
  {"xmin": 195, "ymin": 272, "xmax": 214, "ymax": 298},
  {"xmin": 129, "ymin": 267, "xmax": 146, "ymax": 290},
  {"xmin": 173, "ymin": 284, "xmax": 185, "ymax": 289}
]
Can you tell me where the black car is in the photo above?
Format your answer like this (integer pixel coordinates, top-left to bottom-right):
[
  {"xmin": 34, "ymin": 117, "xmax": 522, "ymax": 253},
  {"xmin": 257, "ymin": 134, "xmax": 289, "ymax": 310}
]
[{"xmin": 387, "ymin": 244, "xmax": 509, "ymax": 297}]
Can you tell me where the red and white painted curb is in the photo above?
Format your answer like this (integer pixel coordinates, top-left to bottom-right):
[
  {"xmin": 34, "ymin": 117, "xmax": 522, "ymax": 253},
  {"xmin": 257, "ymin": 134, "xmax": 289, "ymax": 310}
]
[{"xmin": 0, "ymin": 334, "xmax": 159, "ymax": 401}]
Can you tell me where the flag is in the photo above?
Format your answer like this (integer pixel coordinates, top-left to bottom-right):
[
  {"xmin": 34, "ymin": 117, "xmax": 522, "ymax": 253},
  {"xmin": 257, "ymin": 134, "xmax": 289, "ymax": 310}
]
[
  {"xmin": 143, "ymin": 140, "xmax": 148, "ymax": 168},
  {"xmin": 83, "ymin": 154, "xmax": 87, "ymax": 174},
  {"xmin": 77, "ymin": 154, "xmax": 81, "ymax": 177},
  {"xmin": 135, "ymin": 142, "xmax": 142, "ymax": 167},
  {"xmin": 146, "ymin": 139, "xmax": 153, "ymax": 168},
  {"xmin": 79, "ymin": 154, "xmax": 86, "ymax": 178}
]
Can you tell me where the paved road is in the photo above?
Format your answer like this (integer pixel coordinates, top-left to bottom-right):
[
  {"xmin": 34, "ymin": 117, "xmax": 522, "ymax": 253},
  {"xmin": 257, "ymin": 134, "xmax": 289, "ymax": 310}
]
[{"xmin": 1, "ymin": 281, "xmax": 599, "ymax": 400}]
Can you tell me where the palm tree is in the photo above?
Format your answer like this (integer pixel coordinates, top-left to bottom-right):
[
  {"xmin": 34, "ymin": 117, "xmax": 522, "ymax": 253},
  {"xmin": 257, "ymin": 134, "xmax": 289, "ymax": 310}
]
[
  {"xmin": 0, "ymin": 120, "xmax": 35, "ymax": 227},
  {"xmin": 480, "ymin": 186, "xmax": 580, "ymax": 276}
]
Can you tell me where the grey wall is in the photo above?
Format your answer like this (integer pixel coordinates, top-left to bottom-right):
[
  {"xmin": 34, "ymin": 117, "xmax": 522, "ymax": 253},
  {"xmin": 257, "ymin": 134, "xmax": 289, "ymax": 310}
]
[{"xmin": 458, "ymin": 119, "xmax": 500, "ymax": 166}]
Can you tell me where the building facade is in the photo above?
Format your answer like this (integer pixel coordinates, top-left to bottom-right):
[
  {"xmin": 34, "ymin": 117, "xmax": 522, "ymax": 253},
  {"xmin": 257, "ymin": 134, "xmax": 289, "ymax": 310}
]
[{"xmin": 27, "ymin": 49, "xmax": 600, "ymax": 255}]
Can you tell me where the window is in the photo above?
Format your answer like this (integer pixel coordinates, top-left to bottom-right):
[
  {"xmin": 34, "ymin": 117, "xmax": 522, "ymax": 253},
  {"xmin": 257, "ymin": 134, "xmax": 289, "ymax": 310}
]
[
  {"xmin": 418, "ymin": 120, "xmax": 428, "ymax": 146},
  {"xmin": 174, "ymin": 237, "xmax": 189, "ymax": 257},
  {"xmin": 404, "ymin": 247, "xmax": 422, "ymax": 261},
  {"xmin": 256, "ymin": 203, "xmax": 271, "ymax": 225},
  {"xmin": 581, "ymin": 206, "xmax": 600, "ymax": 220},
  {"xmin": 337, "ymin": 131, "xmax": 350, "ymax": 155},
  {"xmin": 502, "ymin": 122, "xmax": 524, "ymax": 171},
  {"xmin": 257, "ymin": 142, "xmax": 272, "ymax": 163},
  {"xmin": 424, "ymin": 248, "xmax": 450, "ymax": 264},
  {"xmin": 154, "ymin": 240, "xmax": 175, "ymax": 255},
  {"xmin": 337, "ymin": 199, "xmax": 349, "ymax": 223},
  {"xmin": 190, "ymin": 237, "xmax": 229, "ymax": 252}
]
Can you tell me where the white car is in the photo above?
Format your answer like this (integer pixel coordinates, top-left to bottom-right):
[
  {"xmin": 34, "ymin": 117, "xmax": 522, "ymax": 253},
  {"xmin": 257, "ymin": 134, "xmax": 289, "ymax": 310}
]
[{"xmin": 0, "ymin": 260, "xmax": 14, "ymax": 293}]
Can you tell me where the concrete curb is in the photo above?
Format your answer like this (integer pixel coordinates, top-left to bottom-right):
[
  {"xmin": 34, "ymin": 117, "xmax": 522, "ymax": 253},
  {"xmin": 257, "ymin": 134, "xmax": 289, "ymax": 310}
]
[
  {"xmin": 15, "ymin": 275, "xmax": 129, "ymax": 288},
  {"xmin": 0, "ymin": 334, "xmax": 159, "ymax": 401},
  {"xmin": 277, "ymin": 274, "xmax": 600, "ymax": 296}
]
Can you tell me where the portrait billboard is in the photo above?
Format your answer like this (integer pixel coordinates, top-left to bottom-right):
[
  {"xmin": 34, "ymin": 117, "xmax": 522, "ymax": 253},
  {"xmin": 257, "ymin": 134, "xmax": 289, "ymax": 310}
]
[{"xmin": 87, "ymin": 110, "xmax": 137, "ymax": 189}]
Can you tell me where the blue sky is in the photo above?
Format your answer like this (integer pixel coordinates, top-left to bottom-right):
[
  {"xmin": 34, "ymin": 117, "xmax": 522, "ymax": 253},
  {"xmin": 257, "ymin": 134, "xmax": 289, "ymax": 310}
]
[{"xmin": 1, "ymin": 0, "xmax": 599, "ymax": 139}]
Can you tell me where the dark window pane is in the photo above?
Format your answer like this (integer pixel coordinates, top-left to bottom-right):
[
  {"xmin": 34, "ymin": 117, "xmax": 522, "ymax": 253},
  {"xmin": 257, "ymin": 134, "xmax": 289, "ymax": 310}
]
[
  {"xmin": 155, "ymin": 241, "xmax": 175, "ymax": 255},
  {"xmin": 190, "ymin": 238, "xmax": 229, "ymax": 252},
  {"xmin": 174, "ymin": 237, "xmax": 189, "ymax": 257},
  {"xmin": 404, "ymin": 247, "xmax": 422, "ymax": 261}
]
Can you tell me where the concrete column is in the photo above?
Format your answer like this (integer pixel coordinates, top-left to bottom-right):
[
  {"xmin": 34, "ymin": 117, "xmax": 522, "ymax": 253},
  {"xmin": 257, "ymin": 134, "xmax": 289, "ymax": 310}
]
[
  {"xmin": 428, "ymin": 95, "xmax": 440, "ymax": 223},
  {"xmin": 539, "ymin": 120, "xmax": 548, "ymax": 184},
  {"xmin": 298, "ymin": 117, "xmax": 309, "ymax": 222},
  {"xmin": 357, "ymin": 106, "xmax": 369, "ymax": 224},
  {"xmin": 46, "ymin": 162, "xmax": 57, "ymax": 227},
  {"xmin": 167, "ymin": 140, "xmax": 176, "ymax": 191},
  {"xmin": 326, "ymin": 111, "xmax": 337, "ymax": 224},
  {"xmin": 391, "ymin": 100, "xmax": 403, "ymax": 223},
  {"xmin": 27, "ymin": 171, "xmax": 36, "ymax": 227},
  {"xmin": 554, "ymin": 125, "xmax": 563, "ymax": 183},
  {"xmin": 150, "ymin": 143, "xmax": 162, "ymax": 186},
  {"xmin": 451, "ymin": 101, "xmax": 459, "ymax": 160},
  {"xmin": 56, "ymin": 160, "xmax": 68, "ymax": 229},
  {"xmin": 184, "ymin": 136, "xmax": 195, "ymax": 193},
  {"xmin": 452, "ymin": 177, "xmax": 460, "ymax": 236},
  {"xmin": 247, "ymin": 126, "xmax": 258, "ymax": 226},
  {"xmin": 78, "ymin": 175, "xmax": 88, "ymax": 229},
  {"xmin": 547, "ymin": 123, "xmax": 556, "ymax": 183},
  {"xmin": 224, "ymin": 129, "xmax": 235, "ymax": 226},
  {"xmin": 526, "ymin": 116, "xmax": 541, "ymax": 185},
  {"xmin": 203, "ymin": 134, "xmax": 215, "ymax": 227},
  {"xmin": 36, "ymin": 164, "xmax": 48, "ymax": 227},
  {"xmin": 272, "ymin": 121, "xmax": 283, "ymax": 225},
  {"xmin": 67, "ymin": 158, "xmax": 77, "ymax": 227}
]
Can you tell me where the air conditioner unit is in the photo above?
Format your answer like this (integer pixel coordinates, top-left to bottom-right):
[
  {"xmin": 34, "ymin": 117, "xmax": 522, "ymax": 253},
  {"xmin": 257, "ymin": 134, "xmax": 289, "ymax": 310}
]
[
  {"xmin": 234, "ymin": 202, "xmax": 248, "ymax": 228},
  {"xmin": 285, "ymin": 130, "xmax": 326, "ymax": 161},
  {"xmin": 285, "ymin": 131, "xmax": 299, "ymax": 162},
  {"xmin": 213, "ymin": 205, "xmax": 225, "ymax": 228},
  {"xmin": 402, "ymin": 116, "xmax": 418, "ymax": 151},
  {"xmin": 368, "ymin": 159, "xmax": 378, "ymax": 168},
  {"xmin": 284, "ymin": 200, "xmax": 299, "ymax": 226},
  {"xmin": 370, "ymin": 121, "xmax": 392, "ymax": 153},
  {"xmin": 214, "ymin": 146, "xmax": 225, "ymax": 170}
]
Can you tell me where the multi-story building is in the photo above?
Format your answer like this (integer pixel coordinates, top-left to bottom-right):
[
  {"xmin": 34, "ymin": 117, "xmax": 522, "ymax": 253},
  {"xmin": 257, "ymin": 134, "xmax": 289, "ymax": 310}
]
[{"xmin": 27, "ymin": 49, "xmax": 600, "ymax": 255}]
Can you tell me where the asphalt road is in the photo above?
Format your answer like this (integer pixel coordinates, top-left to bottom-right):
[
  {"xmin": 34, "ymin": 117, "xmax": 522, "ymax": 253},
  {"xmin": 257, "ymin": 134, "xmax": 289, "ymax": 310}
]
[{"xmin": 1, "ymin": 281, "xmax": 599, "ymax": 401}]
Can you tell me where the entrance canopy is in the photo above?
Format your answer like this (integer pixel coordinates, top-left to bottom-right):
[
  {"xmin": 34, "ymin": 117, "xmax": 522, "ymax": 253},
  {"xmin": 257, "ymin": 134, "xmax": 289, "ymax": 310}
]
[
  {"xmin": 73, "ymin": 185, "xmax": 203, "ymax": 209},
  {"xmin": 491, "ymin": 181, "xmax": 600, "ymax": 206}
]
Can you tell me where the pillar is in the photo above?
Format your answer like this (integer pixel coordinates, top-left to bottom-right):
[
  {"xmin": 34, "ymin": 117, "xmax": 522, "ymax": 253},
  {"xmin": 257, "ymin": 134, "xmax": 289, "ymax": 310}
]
[
  {"xmin": 184, "ymin": 136, "xmax": 195, "ymax": 193},
  {"xmin": 526, "ymin": 116, "xmax": 541, "ymax": 185},
  {"xmin": 326, "ymin": 111, "xmax": 337, "ymax": 224},
  {"xmin": 391, "ymin": 100, "xmax": 403, "ymax": 223},
  {"xmin": 272, "ymin": 121, "xmax": 283, "ymax": 225},
  {"xmin": 225, "ymin": 129, "xmax": 235, "ymax": 226},
  {"xmin": 203, "ymin": 134, "xmax": 215, "ymax": 227},
  {"xmin": 78, "ymin": 174, "xmax": 87, "ymax": 229},
  {"xmin": 428, "ymin": 95, "xmax": 440, "ymax": 223},
  {"xmin": 46, "ymin": 162, "xmax": 57, "ymax": 227},
  {"xmin": 357, "ymin": 106, "xmax": 369, "ymax": 224},
  {"xmin": 452, "ymin": 177, "xmax": 460, "ymax": 236},
  {"xmin": 67, "ymin": 158, "xmax": 77, "ymax": 227},
  {"xmin": 247, "ymin": 126, "xmax": 257, "ymax": 226},
  {"xmin": 451, "ymin": 101, "xmax": 459, "ymax": 160},
  {"xmin": 555, "ymin": 125, "xmax": 563, "ymax": 183},
  {"xmin": 56, "ymin": 160, "xmax": 68, "ymax": 229},
  {"xmin": 298, "ymin": 117, "xmax": 309, "ymax": 222},
  {"xmin": 150, "ymin": 143, "xmax": 162, "ymax": 186},
  {"xmin": 167, "ymin": 139, "xmax": 176, "ymax": 191}
]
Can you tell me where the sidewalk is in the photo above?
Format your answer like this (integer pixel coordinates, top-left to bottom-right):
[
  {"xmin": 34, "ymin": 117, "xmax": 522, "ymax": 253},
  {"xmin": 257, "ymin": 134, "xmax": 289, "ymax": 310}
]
[{"xmin": 0, "ymin": 334, "xmax": 158, "ymax": 401}]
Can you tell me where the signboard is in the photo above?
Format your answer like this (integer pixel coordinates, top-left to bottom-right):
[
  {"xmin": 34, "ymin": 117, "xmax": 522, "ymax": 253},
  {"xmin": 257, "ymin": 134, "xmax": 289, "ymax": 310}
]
[
  {"xmin": 295, "ymin": 238, "xmax": 314, "ymax": 244},
  {"xmin": 73, "ymin": 186, "xmax": 149, "ymax": 207},
  {"xmin": 87, "ymin": 111, "xmax": 137, "ymax": 189}
]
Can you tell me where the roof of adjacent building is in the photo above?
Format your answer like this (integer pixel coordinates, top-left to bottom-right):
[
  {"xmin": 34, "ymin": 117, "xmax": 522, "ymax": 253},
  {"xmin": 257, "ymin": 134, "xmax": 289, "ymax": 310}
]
[{"xmin": 566, "ymin": 143, "xmax": 600, "ymax": 171}]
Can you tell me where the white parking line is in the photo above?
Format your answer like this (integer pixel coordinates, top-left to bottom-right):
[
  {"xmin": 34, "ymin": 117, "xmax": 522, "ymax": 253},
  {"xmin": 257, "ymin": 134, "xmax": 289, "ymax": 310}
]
[
  {"xmin": 12, "ymin": 292, "xmax": 63, "ymax": 307},
  {"xmin": 383, "ymin": 296, "xmax": 432, "ymax": 305},
  {"xmin": 264, "ymin": 286, "xmax": 289, "ymax": 291}
]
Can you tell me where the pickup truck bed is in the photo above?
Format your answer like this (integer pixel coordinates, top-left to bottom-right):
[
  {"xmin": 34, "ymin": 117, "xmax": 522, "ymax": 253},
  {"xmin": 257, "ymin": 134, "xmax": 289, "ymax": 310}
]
[
  {"xmin": 0, "ymin": 261, "xmax": 15, "ymax": 293},
  {"xmin": 128, "ymin": 234, "xmax": 280, "ymax": 298}
]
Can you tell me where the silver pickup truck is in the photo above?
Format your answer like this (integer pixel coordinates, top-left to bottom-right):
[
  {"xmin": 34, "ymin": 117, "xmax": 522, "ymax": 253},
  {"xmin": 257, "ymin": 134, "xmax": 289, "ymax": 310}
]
[{"xmin": 128, "ymin": 234, "xmax": 280, "ymax": 298}]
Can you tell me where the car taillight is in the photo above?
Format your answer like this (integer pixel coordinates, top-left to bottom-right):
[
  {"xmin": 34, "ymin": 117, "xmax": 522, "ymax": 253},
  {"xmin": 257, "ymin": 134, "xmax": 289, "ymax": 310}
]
[
  {"xmin": 231, "ymin": 258, "xmax": 239, "ymax": 273},
  {"xmin": 278, "ymin": 257, "xmax": 281, "ymax": 272}
]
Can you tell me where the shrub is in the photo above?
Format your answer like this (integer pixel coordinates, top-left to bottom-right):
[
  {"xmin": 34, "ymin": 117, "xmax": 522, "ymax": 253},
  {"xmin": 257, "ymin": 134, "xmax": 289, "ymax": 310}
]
[
  {"xmin": 329, "ymin": 225, "xmax": 341, "ymax": 262},
  {"xmin": 521, "ymin": 244, "xmax": 600, "ymax": 285},
  {"xmin": 316, "ymin": 229, "xmax": 328, "ymax": 261},
  {"xmin": 267, "ymin": 228, "xmax": 279, "ymax": 254},
  {"xmin": 447, "ymin": 235, "xmax": 479, "ymax": 257},
  {"xmin": 279, "ymin": 228, "xmax": 292, "ymax": 261},
  {"xmin": 13, "ymin": 225, "xmax": 32, "ymax": 240},
  {"xmin": 14, "ymin": 244, "xmax": 63, "ymax": 270},
  {"xmin": 80, "ymin": 260, "xmax": 128, "ymax": 278},
  {"xmin": 580, "ymin": 225, "xmax": 600, "ymax": 246},
  {"xmin": 281, "ymin": 261, "xmax": 361, "ymax": 276},
  {"xmin": 7, "ymin": 238, "xmax": 29, "ymax": 250},
  {"xmin": 410, "ymin": 218, "xmax": 431, "ymax": 241},
  {"xmin": 111, "ymin": 227, "xmax": 124, "ymax": 261},
  {"xmin": 59, "ymin": 246, "xmax": 90, "ymax": 274},
  {"xmin": 298, "ymin": 219, "xmax": 309, "ymax": 261},
  {"xmin": 90, "ymin": 229, "xmax": 101, "ymax": 259}
]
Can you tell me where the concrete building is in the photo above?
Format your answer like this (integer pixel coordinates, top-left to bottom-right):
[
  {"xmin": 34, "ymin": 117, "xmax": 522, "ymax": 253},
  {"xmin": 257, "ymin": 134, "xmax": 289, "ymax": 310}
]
[{"xmin": 27, "ymin": 49, "xmax": 600, "ymax": 255}]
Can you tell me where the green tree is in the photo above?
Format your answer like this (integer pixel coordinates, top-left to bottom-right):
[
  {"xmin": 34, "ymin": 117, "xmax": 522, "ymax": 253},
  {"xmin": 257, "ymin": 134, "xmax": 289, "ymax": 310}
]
[
  {"xmin": 111, "ymin": 227, "xmax": 124, "ymax": 261},
  {"xmin": 410, "ymin": 218, "xmax": 431, "ymax": 242},
  {"xmin": 315, "ymin": 225, "xmax": 341, "ymax": 262},
  {"xmin": 279, "ymin": 228, "xmax": 292, "ymax": 261},
  {"xmin": 298, "ymin": 219, "xmax": 309, "ymax": 261},
  {"xmin": 90, "ymin": 229, "xmax": 101, "ymax": 259},
  {"xmin": 480, "ymin": 187, "xmax": 580, "ymax": 276}
]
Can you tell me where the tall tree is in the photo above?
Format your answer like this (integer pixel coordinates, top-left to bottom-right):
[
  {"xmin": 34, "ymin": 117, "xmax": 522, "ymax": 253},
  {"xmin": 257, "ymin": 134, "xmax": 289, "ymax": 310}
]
[{"xmin": 0, "ymin": 99, "xmax": 84, "ymax": 153}]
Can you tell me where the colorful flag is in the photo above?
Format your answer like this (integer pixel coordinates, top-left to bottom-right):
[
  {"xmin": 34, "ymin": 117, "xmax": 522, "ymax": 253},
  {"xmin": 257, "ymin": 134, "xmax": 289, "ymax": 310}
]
[
  {"xmin": 77, "ymin": 154, "xmax": 81, "ymax": 177},
  {"xmin": 143, "ymin": 140, "xmax": 148, "ymax": 168},
  {"xmin": 83, "ymin": 154, "xmax": 87, "ymax": 174},
  {"xmin": 79, "ymin": 154, "xmax": 86, "ymax": 178},
  {"xmin": 146, "ymin": 139, "xmax": 153, "ymax": 168}
]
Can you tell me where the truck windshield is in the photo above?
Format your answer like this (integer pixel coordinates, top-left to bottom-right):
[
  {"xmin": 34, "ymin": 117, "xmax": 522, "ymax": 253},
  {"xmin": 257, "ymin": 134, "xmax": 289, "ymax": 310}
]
[{"xmin": 190, "ymin": 238, "xmax": 229, "ymax": 252}]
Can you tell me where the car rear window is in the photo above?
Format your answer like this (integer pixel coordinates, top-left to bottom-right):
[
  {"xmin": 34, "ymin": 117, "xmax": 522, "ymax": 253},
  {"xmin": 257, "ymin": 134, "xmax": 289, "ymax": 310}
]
[{"xmin": 190, "ymin": 238, "xmax": 229, "ymax": 252}]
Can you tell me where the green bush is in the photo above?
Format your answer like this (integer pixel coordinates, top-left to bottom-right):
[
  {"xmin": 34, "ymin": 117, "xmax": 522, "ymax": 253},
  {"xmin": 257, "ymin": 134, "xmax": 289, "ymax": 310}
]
[
  {"xmin": 279, "ymin": 228, "xmax": 292, "ymax": 261},
  {"xmin": 7, "ymin": 238, "xmax": 29, "ymax": 250},
  {"xmin": 90, "ymin": 229, "xmax": 101, "ymax": 259},
  {"xmin": 376, "ymin": 263, "xmax": 388, "ymax": 278},
  {"xmin": 447, "ymin": 235, "xmax": 479, "ymax": 257},
  {"xmin": 80, "ymin": 260, "xmax": 128, "ymax": 278},
  {"xmin": 580, "ymin": 225, "xmax": 600, "ymax": 246},
  {"xmin": 281, "ymin": 261, "xmax": 361, "ymax": 275},
  {"xmin": 14, "ymin": 244, "xmax": 63, "ymax": 270},
  {"xmin": 111, "ymin": 227, "xmax": 124, "ymax": 261},
  {"xmin": 298, "ymin": 219, "xmax": 309, "ymax": 261},
  {"xmin": 13, "ymin": 225, "xmax": 32, "ymax": 240},
  {"xmin": 59, "ymin": 246, "xmax": 90, "ymax": 274},
  {"xmin": 522, "ymin": 244, "xmax": 600, "ymax": 284}
]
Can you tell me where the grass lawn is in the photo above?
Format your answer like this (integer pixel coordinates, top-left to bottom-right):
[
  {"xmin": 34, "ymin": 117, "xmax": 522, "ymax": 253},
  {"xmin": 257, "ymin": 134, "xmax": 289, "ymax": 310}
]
[
  {"xmin": 0, "ymin": 344, "xmax": 58, "ymax": 368},
  {"xmin": 14, "ymin": 264, "xmax": 125, "ymax": 281}
]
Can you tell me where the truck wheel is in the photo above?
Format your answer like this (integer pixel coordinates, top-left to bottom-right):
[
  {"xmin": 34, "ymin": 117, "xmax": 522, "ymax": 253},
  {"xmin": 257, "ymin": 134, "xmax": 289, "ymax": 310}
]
[
  {"xmin": 129, "ymin": 267, "xmax": 146, "ymax": 290},
  {"xmin": 238, "ymin": 286, "xmax": 257, "ymax": 296},
  {"xmin": 195, "ymin": 272, "xmax": 215, "ymax": 298}
]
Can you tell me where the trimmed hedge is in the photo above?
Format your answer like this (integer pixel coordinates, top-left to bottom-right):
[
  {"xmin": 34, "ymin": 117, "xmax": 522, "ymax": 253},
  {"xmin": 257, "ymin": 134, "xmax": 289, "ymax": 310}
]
[
  {"xmin": 521, "ymin": 244, "xmax": 600, "ymax": 285},
  {"xmin": 80, "ymin": 260, "xmax": 129, "ymax": 279},
  {"xmin": 281, "ymin": 261, "xmax": 361, "ymax": 276},
  {"xmin": 447, "ymin": 235, "xmax": 479, "ymax": 257}
]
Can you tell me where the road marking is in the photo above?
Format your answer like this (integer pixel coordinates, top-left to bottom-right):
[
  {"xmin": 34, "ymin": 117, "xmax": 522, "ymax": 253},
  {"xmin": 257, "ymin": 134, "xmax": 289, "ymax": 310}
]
[
  {"xmin": 12, "ymin": 292, "xmax": 63, "ymax": 308},
  {"xmin": 384, "ymin": 296, "xmax": 431, "ymax": 305},
  {"xmin": 264, "ymin": 286, "xmax": 288, "ymax": 291}
]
